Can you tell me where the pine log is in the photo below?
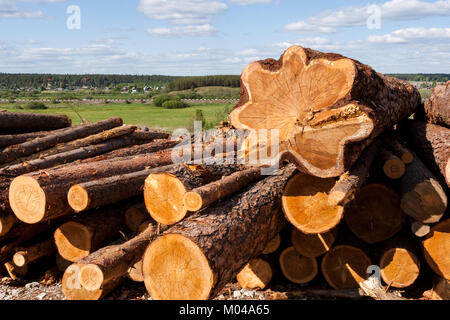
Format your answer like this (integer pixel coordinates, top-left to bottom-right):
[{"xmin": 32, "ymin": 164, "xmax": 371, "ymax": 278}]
[
  {"xmin": 144, "ymin": 163, "xmax": 246, "ymax": 225},
  {"xmin": 125, "ymin": 202, "xmax": 150, "ymax": 232},
  {"xmin": 229, "ymin": 45, "xmax": 421, "ymax": 178},
  {"xmin": 321, "ymin": 245, "xmax": 372, "ymax": 289},
  {"xmin": 425, "ymin": 278, "xmax": 450, "ymax": 300},
  {"xmin": 379, "ymin": 236, "xmax": 421, "ymax": 288},
  {"xmin": 131, "ymin": 131, "xmax": 170, "ymax": 140},
  {"xmin": 422, "ymin": 219, "xmax": 450, "ymax": 280},
  {"xmin": 282, "ymin": 172, "xmax": 344, "ymax": 234},
  {"xmin": 344, "ymin": 184, "xmax": 406, "ymax": 244},
  {"xmin": 377, "ymin": 147, "xmax": 406, "ymax": 179},
  {"xmin": 383, "ymin": 137, "xmax": 414, "ymax": 164},
  {"xmin": 328, "ymin": 139, "xmax": 380, "ymax": 207},
  {"xmin": 53, "ymin": 202, "xmax": 130, "ymax": 262},
  {"xmin": 9, "ymin": 125, "xmax": 136, "ymax": 164},
  {"xmin": 76, "ymin": 221, "xmax": 168, "ymax": 291},
  {"xmin": 410, "ymin": 220, "xmax": 431, "ymax": 238},
  {"xmin": 399, "ymin": 150, "xmax": 447, "ymax": 224},
  {"xmin": 0, "ymin": 136, "xmax": 145, "ymax": 178},
  {"xmin": 183, "ymin": 166, "xmax": 263, "ymax": 212},
  {"xmin": 291, "ymin": 227, "xmax": 338, "ymax": 258},
  {"xmin": 279, "ymin": 246, "xmax": 318, "ymax": 284},
  {"xmin": 0, "ymin": 129, "xmax": 66, "ymax": 149},
  {"xmin": 237, "ymin": 258, "xmax": 273, "ymax": 290},
  {"xmin": 4, "ymin": 261, "xmax": 28, "ymax": 280},
  {"xmin": 0, "ymin": 213, "xmax": 17, "ymax": 237},
  {"xmin": 423, "ymin": 81, "xmax": 450, "ymax": 128},
  {"xmin": 67, "ymin": 164, "xmax": 175, "ymax": 213},
  {"xmin": 62, "ymin": 263, "xmax": 123, "ymax": 300},
  {"xmin": 9, "ymin": 149, "xmax": 174, "ymax": 224},
  {"xmin": 13, "ymin": 237, "xmax": 55, "ymax": 267},
  {"xmin": 142, "ymin": 165, "xmax": 296, "ymax": 300},
  {"xmin": 262, "ymin": 233, "xmax": 281, "ymax": 255},
  {"xmin": 0, "ymin": 112, "xmax": 71, "ymax": 133},
  {"xmin": 400, "ymin": 120, "xmax": 450, "ymax": 187},
  {"xmin": 127, "ymin": 259, "xmax": 144, "ymax": 283},
  {"xmin": 0, "ymin": 117, "xmax": 123, "ymax": 166}
]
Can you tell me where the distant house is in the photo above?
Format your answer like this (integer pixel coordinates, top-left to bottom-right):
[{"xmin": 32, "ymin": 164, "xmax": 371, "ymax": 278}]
[
  {"xmin": 143, "ymin": 86, "xmax": 151, "ymax": 92},
  {"xmin": 131, "ymin": 87, "xmax": 137, "ymax": 94}
]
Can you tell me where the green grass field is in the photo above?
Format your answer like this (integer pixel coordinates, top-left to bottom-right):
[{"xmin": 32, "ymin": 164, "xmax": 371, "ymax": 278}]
[{"xmin": 2, "ymin": 103, "xmax": 234, "ymax": 131}]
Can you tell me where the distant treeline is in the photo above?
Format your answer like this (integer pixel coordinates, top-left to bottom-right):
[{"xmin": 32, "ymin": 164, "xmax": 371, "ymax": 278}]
[
  {"xmin": 0, "ymin": 74, "xmax": 178, "ymax": 89},
  {"xmin": 168, "ymin": 75, "xmax": 241, "ymax": 91},
  {"xmin": 388, "ymin": 74, "xmax": 449, "ymax": 82}
]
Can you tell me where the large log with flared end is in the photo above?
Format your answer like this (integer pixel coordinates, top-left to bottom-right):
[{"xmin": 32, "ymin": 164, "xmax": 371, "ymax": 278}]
[
  {"xmin": 422, "ymin": 81, "xmax": 450, "ymax": 128},
  {"xmin": 76, "ymin": 221, "xmax": 168, "ymax": 291},
  {"xmin": 422, "ymin": 219, "xmax": 450, "ymax": 280},
  {"xmin": 228, "ymin": 45, "xmax": 421, "ymax": 178},
  {"xmin": 321, "ymin": 245, "xmax": 372, "ymax": 289},
  {"xmin": 9, "ymin": 150, "xmax": 174, "ymax": 224},
  {"xmin": 8, "ymin": 125, "xmax": 137, "ymax": 165},
  {"xmin": 237, "ymin": 258, "xmax": 273, "ymax": 290},
  {"xmin": 400, "ymin": 120, "xmax": 450, "ymax": 187},
  {"xmin": 377, "ymin": 147, "xmax": 406, "ymax": 180},
  {"xmin": 183, "ymin": 166, "xmax": 263, "ymax": 212},
  {"xmin": 144, "ymin": 164, "xmax": 246, "ymax": 225},
  {"xmin": 379, "ymin": 238, "xmax": 421, "ymax": 289},
  {"xmin": 291, "ymin": 227, "xmax": 338, "ymax": 258},
  {"xmin": 328, "ymin": 139, "xmax": 380, "ymax": 207},
  {"xmin": 344, "ymin": 184, "xmax": 406, "ymax": 244},
  {"xmin": 399, "ymin": 150, "xmax": 447, "ymax": 224},
  {"xmin": 0, "ymin": 111, "xmax": 71, "ymax": 133},
  {"xmin": 282, "ymin": 172, "xmax": 344, "ymax": 234},
  {"xmin": 0, "ymin": 117, "xmax": 123, "ymax": 166},
  {"xmin": 67, "ymin": 164, "xmax": 175, "ymax": 213},
  {"xmin": 53, "ymin": 202, "xmax": 130, "ymax": 262},
  {"xmin": 62, "ymin": 263, "xmax": 123, "ymax": 300},
  {"xmin": 12, "ymin": 237, "xmax": 55, "ymax": 267},
  {"xmin": 279, "ymin": 247, "xmax": 318, "ymax": 285},
  {"xmin": 142, "ymin": 165, "xmax": 296, "ymax": 300}
]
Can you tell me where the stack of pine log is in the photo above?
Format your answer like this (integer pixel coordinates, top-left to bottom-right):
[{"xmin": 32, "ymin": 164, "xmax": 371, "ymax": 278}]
[{"xmin": 0, "ymin": 46, "xmax": 448, "ymax": 301}]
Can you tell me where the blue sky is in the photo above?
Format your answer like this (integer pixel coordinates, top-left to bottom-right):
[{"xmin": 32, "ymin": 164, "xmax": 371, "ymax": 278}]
[{"xmin": 0, "ymin": 0, "xmax": 449, "ymax": 75}]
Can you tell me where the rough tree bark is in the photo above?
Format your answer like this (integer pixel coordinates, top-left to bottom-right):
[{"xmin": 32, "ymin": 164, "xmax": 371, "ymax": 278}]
[
  {"xmin": 422, "ymin": 81, "xmax": 450, "ymax": 128},
  {"xmin": 0, "ymin": 112, "xmax": 71, "ymax": 133},
  {"xmin": 141, "ymin": 165, "xmax": 296, "ymax": 300},
  {"xmin": 229, "ymin": 45, "xmax": 421, "ymax": 178}
]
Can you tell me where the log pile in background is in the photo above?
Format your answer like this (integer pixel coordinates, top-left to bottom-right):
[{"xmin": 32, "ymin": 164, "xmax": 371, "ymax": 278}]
[{"xmin": 0, "ymin": 45, "xmax": 449, "ymax": 301}]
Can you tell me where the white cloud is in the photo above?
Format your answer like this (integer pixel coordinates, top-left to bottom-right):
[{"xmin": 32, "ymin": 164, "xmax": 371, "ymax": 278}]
[
  {"xmin": 147, "ymin": 24, "xmax": 217, "ymax": 37},
  {"xmin": 368, "ymin": 27, "xmax": 450, "ymax": 43},
  {"xmin": 138, "ymin": 0, "xmax": 227, "ymax": 25},
  {"xmin": 284, "ymin": 0, "xmax": 450, "ymax": 33},
  {"xmin": 0, "ymin": 0, "xmax": 66, "ymax": 18},
  {"xmin": 228, "ymin": 0, "xmax": 271, "ymax": 5}
]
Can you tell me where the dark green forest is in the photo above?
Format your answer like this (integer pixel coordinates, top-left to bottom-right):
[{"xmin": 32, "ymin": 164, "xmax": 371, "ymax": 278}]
[
  {"xmin": 168, "ymin": 75, "xmax": 241, "ymax": 91},
  {"xmin": 387, "ymin": 74, "xmax": 449, "ymax": 82}
]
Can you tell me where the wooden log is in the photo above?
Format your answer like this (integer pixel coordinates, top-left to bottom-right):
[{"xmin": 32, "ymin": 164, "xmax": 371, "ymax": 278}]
[
  {"xmin": 62, "ymin": 263, "xmax": 123, "ymax": 300},
  {"xmin": 0, "ymin": 129, "xmax": 66, "ymax": 149},
  {"xmin": 400, "ymin": 120, "xmax": 450, "ymax": 187},
  {"xmin": 422, "ymin": 219, "xmax": 450, "ymax": 280},
  {"xmin": 131, "ymin": 131, "xmax": 169, "ymax": 141},
  {"xmin": 423, "ymin": 81, "xmax": 450, "ymax": 128},
  {"xmin": 0, "ymin": 136, "xmax": 145, "ymax": 178},
  {"xmin": 0, "ymin": 117, "xmax": 123, "ymax": 166},
  {"xmin": 291, "ymin": 227, "xmax": 338, "ymax": 258},
  {"xmin": 279, "ymin": 246, "xmax": 318, "ymax": 284},
  {"xmin": 410, "ymin": 219, "xmax": 431, "ymax": 238},
  {"xmin": 282, "ymin": 172, "xmax": 344, "ymax": 234},
  {"xmin": 53, "ymin": 202, "xmax": 130, "ymax": 262},
  {"xmin": 344, "ymin": 184, "xmax": 406, "ymax": 244},
  {"xmin": 328, "ymin": 139, "xmax": 380, "ymax": 207},
  {"xmin": 125, "ymin": 202, "xmax": 149, "ymax": 232},
  {"xmin": 425, "ymin": 278, "xmax": 450, "ymax": 300},
  {"xmin": 262, "ymin": 233, "xmax": 281, "ymax": 255},
  {"xmin": 237, "ymin": 258, "xmax": 272, "ymax": 290},
  {"xmin": 4, "ymin": 261, "xmax": 28, "ymax": 280},
  {"xmin": 142, "ymin": 165, "xmax": 296, "ymax": 300},
  {"xmin": 9, "ymin": 149, "xmax": 174, "ymax": 224},
  {"xmin": 144, "ymin": 163, "xmax": 246, "ymax": 225},
  {"xmin": 0, "ymin": 112, "xmax": 71, "ymax": 133},
  {"xmin": 377, "ymin": 147, "xmax": 406, "ymax": 179},
  {"xmin": 12, "ymin": 237, "xmax": 55, "ymax": 267},
  {"xmin": 399, "ymin": 150, "xmax": 447, "ymax": 224},
  {"xmin": 379, "ymin": 235, "xmax": 421, "ymax": 288},
  {"xmin": 183, "ymin": 166, "xmax": 262, "ymax": 212},
  {"xmin": 127, "ymin": 259, "xmax": 144, "ymax": 283},
  {"xmin": 9, "ymin": 125, "xmax": 136, "ymax": 164},
  {"xmin": 76, "ymin": 220, "xmax": 167, "ymax": 291},
  {"xmin": 0, "ymin": 214, "xmax": 17, "ymax": 237},
  {"xmin": 67, "ymin": 164, "xmax": 175, "ymax": 213},
  {"xmin": 383, "ymin": 137, "xmax": 414, "ymax": 164},
  {"xmin": 321, "ymin": 245, "xmax": 372, "ymax": 289},
  {"xmin": 56, "ymin": 254, "xmax": 71, "ymax": 273},
  {"xmin": 229, "ymin": 45, "xmax": 421, "ymax": 178}
]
